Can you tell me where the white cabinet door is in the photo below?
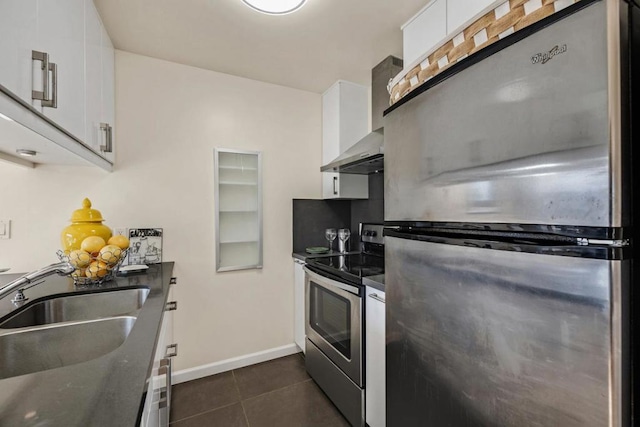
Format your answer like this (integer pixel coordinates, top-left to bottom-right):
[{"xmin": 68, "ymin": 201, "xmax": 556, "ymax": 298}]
[
  {"xmin": 85, "ymin": 0, "xmax": 102, "ymax": 154},
  {"xmin": 35, "ymin": 0, "xmax": 86, "ymax": 141},
  {"xmin": 166, "ymin": 284, "xmax": 175, "ymax": 349},
  {"xmin": 293, "ymin": 258, "xmax": 306, "ymax": 353},
  {"xmin": 0, "ymin": 0, "xmax": 38, "ymax": 104},
  {"xmin": 447, "ymin": 0, "xmax": 496, "ymax": 34},
  {"xmin": 321, "ymin": 81, "xmax": 369, "ymax": 199},
  {"xmin": 140, "ymin": 311, "xmax": 167, "ymax": 427},
  {"xmin": 402, "ymin": 0, "xmax": 447, "ymax": 67},
  {"xmin": 101, "ymin": 22, "xmax": 115, "ymax": 161},
  {"xmin": 84, "ymin": 0, "xmax": 115, "ymax": 162},
  {"xmin": 322, "ymin": 173, "xmax": 369, "ymax": 199},
  {"xmin": 322, "ymin": 85, "xmax": 340, "ymax": 164},
  {"xmin": 141, "ymin": 283, "xmax": 177, "ymax": 427},
  {"xmin": 322, "ymin": 173, "xmax": 339, "ymax": 199},
  {"xmin": 365, "ymin": 287, "xmax": 385, "ymax": 427}
]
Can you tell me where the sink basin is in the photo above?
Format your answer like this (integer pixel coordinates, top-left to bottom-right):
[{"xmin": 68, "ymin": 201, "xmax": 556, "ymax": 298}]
[
  {"xmin": 0, "ymin": 316, "xmax": 136, "ymax": 380},
  {"xmin": 0, "ymin": 288, "xmax": 149, "ymax": 329}
]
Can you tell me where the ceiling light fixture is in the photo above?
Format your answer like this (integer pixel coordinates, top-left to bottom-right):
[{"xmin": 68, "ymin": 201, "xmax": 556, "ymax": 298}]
[
  {"xmin": 241, "ymin": 0, "xmax": 307, "ymax": 15},
  {"xmin": 16, "ymin": 149, "xmax": 37, "ymax": 157}
]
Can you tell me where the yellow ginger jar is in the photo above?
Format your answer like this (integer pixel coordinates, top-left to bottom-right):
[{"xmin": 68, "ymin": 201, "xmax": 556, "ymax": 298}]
[{"xmin": 61, "ymin": 198, "xmax": 112, "ymax": 253}]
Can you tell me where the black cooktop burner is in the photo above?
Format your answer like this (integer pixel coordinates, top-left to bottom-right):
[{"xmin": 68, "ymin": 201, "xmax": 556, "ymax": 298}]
[{"xmin": 306, "ymin": 252, "xmax": 384, "ymax": 285}]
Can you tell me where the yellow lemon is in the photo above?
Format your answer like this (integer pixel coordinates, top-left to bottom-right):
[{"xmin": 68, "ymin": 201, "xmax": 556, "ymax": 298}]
[
  {"xmin": 69, "ymin": 249, "xmax": 92, "ymax": 268},
  {"xmin": 107, "ymin": 235, "xmax": 130, "ymax": 250},
  {"xmin": 71, "ymin": 268, "xmax": 86, "ymax": 278},
  {"xmin": 86, "ymin": 261, "xmax": 109, "ymax": 279},
  {"xmin": 98, "ymin": 244, "xmax": 123, "ymax": 265},
  {"xmin": 81, "ymin": 236, "xmax": 106, "ymax": 256}
]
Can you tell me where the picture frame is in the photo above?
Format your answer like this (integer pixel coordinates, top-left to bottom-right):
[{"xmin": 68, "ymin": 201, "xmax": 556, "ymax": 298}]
[{"xmin": 128, "ymin": 228, "xmax": 163, "ymax": 265}]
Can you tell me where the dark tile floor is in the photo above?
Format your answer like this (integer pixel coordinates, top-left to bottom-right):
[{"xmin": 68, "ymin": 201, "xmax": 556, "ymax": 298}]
[{"xmin": 169, "ymin": 353, "xmax": 350, "ymax": 427}]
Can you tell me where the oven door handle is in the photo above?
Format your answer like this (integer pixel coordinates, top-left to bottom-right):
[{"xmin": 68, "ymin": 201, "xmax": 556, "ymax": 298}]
[{"xmin": 303, "ymin": 266, "xmax": 360, "ymax": 296}]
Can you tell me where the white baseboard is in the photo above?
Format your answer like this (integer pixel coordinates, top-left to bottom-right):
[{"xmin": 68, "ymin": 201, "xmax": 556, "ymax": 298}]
[{"xmin": 172, "ymin": 343, "xmax": 302, "ymax": 384}]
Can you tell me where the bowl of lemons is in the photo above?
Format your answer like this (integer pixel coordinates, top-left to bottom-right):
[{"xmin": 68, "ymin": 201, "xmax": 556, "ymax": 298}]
[{"xmin": 57, "ymin": 235, "xmax": 130, "ymax": 286}]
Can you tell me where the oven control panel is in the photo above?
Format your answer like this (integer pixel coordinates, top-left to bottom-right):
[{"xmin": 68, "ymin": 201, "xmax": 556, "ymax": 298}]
[{"xmin": 360, "ymin": 224, "xmax": 384, "ymax": 245}]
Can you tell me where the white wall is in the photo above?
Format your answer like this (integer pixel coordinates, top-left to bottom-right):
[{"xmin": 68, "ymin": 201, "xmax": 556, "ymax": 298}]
[{"xmin": 0, "ymin": 51, "xmax": 322, "ymax": 371}]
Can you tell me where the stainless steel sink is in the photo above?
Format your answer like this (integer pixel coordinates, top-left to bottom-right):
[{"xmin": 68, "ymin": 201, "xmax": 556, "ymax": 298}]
[
  {"xmin": 0, "ymin": 288, "xmax": 149, "ymax": 328},
  {"xmin": 0, "ymin": 316, "xmax": 136, "ymax": 380}
]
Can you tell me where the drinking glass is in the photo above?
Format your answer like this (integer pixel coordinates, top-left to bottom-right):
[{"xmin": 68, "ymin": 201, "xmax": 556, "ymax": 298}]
[
  {"xmin": 325, "ymin": 228, "xmax": 337, "ymax": 252},
  {"xmin": 338, "ymin": 228, "xmax": 351, "ymax": 253}
]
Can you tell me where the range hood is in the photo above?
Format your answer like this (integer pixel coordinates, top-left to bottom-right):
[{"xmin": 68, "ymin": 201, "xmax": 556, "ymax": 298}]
[
  {"xmin": 320, "ymin": 129, "xmax": 384, "ymax": 174},
  {"xmin": 321, "ymin": 56, "xmax": 402, "ymax": 175}
]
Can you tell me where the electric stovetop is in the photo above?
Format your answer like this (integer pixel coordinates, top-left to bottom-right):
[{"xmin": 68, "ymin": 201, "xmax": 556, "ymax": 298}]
[{"xmin": 306, "ymin": 252, "xmax": 384, "ymax": 285}]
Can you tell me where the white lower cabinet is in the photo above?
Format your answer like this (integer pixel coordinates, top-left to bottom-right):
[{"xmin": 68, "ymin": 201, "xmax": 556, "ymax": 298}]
[
  {"xmin": 141, "ymin": 283, "xmax": 177, "ymax": 427},
  {"xmin": 365, "ymin": 286, "xmax": 385, "ymax": 427},
  {"xmin": 293, "ymin": 258, "xmax": 306, "ymax": 353}
]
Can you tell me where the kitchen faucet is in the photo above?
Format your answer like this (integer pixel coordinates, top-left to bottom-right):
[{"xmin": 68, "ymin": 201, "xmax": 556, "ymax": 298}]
[{"xmin": 0, "ymin": 262, "xmax": 75, "ymax": 304}]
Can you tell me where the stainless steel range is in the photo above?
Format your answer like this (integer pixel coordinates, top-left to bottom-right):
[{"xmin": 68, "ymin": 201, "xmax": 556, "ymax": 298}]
[{"xmin": 304, "ymin": 223, "xmax": 384, "ymax": 427}]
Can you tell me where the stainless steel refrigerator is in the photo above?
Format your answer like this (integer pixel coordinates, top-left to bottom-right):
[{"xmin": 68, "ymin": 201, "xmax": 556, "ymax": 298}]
[{"xmin": 383, "ymin": 0, "xmax": 637, "ymax": 426}]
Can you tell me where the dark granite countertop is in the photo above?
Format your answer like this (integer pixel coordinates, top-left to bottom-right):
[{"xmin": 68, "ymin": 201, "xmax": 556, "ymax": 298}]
[
  {"xmin": 292, "ymin": 250, "xmax": 360, "ymax": 262},
  {"xmin": 0, "ymin": 262, "xmax": 174, "ymax": 427}
]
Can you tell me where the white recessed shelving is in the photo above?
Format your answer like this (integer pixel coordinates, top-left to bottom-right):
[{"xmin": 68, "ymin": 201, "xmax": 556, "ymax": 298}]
[{"xmin": 214, "ymin": 149, "xmax": 263, "ymax": 272}]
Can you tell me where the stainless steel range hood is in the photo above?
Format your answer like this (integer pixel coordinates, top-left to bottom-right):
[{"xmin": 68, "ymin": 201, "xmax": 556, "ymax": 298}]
[
  {"xmin": 321, "ymin": 56, "xmax": 402, "ymax": 175},
  {"xmin": 320, "ymin": 130, "xmax": 384, "ymax": 174}
]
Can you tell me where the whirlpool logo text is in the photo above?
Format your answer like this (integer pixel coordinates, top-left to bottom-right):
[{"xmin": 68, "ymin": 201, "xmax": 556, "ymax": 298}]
[{"xmin": 531, "ymin": 44, "xmax": 567, "ymax": 64}]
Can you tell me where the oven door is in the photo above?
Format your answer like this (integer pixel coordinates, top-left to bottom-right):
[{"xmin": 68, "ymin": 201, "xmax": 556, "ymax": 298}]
[{"xmin": 304, "ymin": 266, "xmax": 363, "ymax": 386}]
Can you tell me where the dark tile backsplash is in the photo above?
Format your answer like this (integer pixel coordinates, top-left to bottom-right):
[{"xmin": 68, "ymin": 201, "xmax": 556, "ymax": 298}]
[
  {"xmin": 293, "ymin": 173, "xmax": 384, "ymax": 253},
  {"xmin": 292, "ymin": 199, "xmax": 351, "ymax": 253}
]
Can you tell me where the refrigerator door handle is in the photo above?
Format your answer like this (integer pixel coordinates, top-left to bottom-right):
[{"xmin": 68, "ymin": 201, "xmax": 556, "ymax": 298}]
[{"xmin": 576, "ymin": 238, "xmax": 629, "ymax": 247}]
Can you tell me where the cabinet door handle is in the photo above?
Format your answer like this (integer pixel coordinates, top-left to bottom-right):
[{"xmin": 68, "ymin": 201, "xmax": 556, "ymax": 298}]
[
  {"xmin": 100, "ymin": 123, "xmax": 113, "ymax": 153},
  {"xmin": 165, "ymin": 343, "xmax": 178, "ymax": 358},
  {"xmin": 45, "ymin": 61, "xmax": 57, "ymax": 108},
  {"xmin": 165, "ymin": 301, "xmax": 177, "ymax": 311},
  {"xmin": 333, "ymin": 176, "xmax": 338, "ymax": 195},
  {"xmin": 368, "ymin": 293, "xmax": 385, "ymax": 304},
  {"xmin": 32, "ymin": 50, "xmax": 57, "ymax": 108}
]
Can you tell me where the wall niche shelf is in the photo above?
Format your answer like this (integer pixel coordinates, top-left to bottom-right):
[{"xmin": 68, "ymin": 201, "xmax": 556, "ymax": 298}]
[{"xmin": 214, "ymin": 148, "xmax": 263, "ymax": 272}]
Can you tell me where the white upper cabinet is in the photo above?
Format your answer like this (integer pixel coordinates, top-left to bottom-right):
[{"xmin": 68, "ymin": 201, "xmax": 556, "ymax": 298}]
[
  {"xmin": 0, "ymin": 0, "xmax": 38, "ymax": 103},
  {"xmin": 447, "ymin": 0, "xmax": 496, "ymax": 35},
  {"xmin": 402, "ymin": 0, "xmax": 499, "ymax": 70},
  {"xmin": 321, "ymin": 81, "xmax": 369, "ymax": 199},
  {"xmin": 101, "ymin": 23, "xmax": 115, "ymax": 158},
  {"xmin": 322, "ymin": 81, "xmax": 368, "ymax": 159},
  {"xmin": 35, "ymin": 0, "xmax": 86, "ymax": 140},
  {"xmin": 0, "ymin": 0, "xmax": 116, "ymax": 169},
  {"xmin": 85, "ymin": 0, "xmax": 102, "ymax": 153},
  {"xmin": 85, "ymin": 0, "xmax": 115, "ymax": 162},
  {"xmin": 402, "ymin": 0, "xmax": 447, "ymax": 67}
]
